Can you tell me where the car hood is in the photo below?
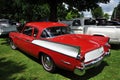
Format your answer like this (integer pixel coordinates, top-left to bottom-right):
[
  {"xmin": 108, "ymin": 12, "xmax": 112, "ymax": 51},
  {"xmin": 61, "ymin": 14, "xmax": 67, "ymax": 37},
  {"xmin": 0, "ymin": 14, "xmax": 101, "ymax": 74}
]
[{"xmin": 49, "ymin": 34, "xmax": 101, "ymax": 55}]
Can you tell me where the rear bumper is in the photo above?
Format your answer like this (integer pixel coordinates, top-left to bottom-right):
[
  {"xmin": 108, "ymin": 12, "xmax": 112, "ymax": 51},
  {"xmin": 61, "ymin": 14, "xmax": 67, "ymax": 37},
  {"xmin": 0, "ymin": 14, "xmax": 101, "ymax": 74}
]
[{"xmin": 74, "ymin": 51, "xmax": 110, "ymax": 76}]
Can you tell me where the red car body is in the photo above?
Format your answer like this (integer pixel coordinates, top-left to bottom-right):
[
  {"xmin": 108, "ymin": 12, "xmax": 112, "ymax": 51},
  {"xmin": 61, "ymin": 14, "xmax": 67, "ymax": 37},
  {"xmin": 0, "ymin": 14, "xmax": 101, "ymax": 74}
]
[{"xmin": 9, "ymin": 22, "xmax": 110, "ymax": 75}]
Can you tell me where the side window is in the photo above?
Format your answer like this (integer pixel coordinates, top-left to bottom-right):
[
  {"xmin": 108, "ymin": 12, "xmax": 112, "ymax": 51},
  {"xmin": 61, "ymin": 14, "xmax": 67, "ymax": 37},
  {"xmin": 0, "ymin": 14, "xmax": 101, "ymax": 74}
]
[
  {"xmin": 23, "ymin": 26, "xmax": 32, "ymax": 36},
  {"xmin": 33, "ymin": 28, "xmax": 39, "ymax": 37},
  {"xmin": 72, "ymin": 20, "xmax": 81, "ymax": 26},
  {"xmin": 41, "ymin": 30, "xmax": 49, "ymax": 38}
]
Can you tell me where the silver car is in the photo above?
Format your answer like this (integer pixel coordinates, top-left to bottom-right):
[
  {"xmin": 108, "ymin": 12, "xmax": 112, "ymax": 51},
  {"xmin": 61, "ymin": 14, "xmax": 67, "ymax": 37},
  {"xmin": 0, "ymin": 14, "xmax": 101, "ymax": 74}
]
[{"xmin": 0, "ymin": 19, "xmax": 18, "ymax": 36}]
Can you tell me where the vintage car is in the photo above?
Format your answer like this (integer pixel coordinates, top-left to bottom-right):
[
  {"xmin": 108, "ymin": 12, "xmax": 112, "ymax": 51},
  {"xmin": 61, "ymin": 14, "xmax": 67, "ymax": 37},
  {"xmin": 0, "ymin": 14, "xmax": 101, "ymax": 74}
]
[
  {"xmin": 9, "ymin": 22, "xmax": 110, "ymax": 76},
  {"xmin": 0, "ymin": 19, "xmax": 18, "ymax": 36}
]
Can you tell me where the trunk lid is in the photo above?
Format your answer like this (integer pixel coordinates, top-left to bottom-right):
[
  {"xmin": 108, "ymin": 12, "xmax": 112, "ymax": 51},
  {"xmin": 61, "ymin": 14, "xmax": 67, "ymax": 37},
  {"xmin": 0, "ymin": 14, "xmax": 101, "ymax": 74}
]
[{"xmin": 49, "ymin": 34, "xmax": 101, "ymax": 56}]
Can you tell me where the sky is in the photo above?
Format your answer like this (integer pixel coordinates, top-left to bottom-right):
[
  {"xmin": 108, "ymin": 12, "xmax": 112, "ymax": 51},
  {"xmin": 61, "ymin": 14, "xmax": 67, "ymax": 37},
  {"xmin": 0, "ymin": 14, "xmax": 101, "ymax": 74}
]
[{"xmin": 84, "ymin": 0, "xmax": 120, "ymax": 17}]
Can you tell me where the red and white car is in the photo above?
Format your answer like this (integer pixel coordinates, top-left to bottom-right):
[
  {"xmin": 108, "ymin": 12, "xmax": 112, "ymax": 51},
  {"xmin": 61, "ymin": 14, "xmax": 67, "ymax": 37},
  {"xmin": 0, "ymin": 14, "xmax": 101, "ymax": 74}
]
[{"xmin": 9, "ymin": 22, "xmax": 110, "ymax": 75}]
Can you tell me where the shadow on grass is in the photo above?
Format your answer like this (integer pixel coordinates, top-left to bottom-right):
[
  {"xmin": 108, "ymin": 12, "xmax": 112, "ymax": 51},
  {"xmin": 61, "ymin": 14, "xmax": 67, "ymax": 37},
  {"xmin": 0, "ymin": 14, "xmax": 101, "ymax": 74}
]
[
  {"xmin": 21, "ymin": 50, "xmax": 109, "ymax": 80},
  {"xmin": 0, "ymin": 57, "xmax": 26, "ymax": 80},
  {"xmin": 0, "ymin": 38, "xmax": 10, "ymax": 46},
  {"xmin": 18, "ymin": 49, "xmax": 41, "ymax": 64},
  {"xmin": 56, "ymin": 61, "xmax": 109, "ymax": 80},
  {"xmin": 110, "ymin": 44, "xmax": 120, "ymax": 50},
  {"xmin": 0, "ymin": 35, "xmax": 9, "ymax": 38}
]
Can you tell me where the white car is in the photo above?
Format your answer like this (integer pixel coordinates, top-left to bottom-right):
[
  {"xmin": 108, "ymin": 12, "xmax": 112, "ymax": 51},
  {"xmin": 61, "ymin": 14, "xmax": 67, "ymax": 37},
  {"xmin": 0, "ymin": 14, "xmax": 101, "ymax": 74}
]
[{"xmin": 67, "ymin": 18, "xmax": 120, "ymax": 44}]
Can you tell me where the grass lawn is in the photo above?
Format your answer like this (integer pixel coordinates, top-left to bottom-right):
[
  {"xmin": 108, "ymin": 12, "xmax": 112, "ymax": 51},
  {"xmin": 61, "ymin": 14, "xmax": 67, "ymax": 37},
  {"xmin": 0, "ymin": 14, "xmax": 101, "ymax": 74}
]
[{"xmin": 0, "ymin": 38, "xmax": 120, "ymax": 80}]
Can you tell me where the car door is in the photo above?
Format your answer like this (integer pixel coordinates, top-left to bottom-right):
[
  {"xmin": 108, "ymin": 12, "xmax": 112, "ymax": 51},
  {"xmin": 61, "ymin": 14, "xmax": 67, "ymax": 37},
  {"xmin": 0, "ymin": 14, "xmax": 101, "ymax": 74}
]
[
  {"xmin": 71, "ymin": 19, "xmax": 84, "ymax": 34},
  {"xmin": 16, "ymin": 26, "xmax": 35, "ymax": 54}
]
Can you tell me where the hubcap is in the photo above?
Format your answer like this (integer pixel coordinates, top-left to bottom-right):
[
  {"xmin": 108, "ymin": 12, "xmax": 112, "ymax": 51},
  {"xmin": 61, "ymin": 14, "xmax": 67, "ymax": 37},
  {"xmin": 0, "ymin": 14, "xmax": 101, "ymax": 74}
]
[
  {"xmin": 10, "ymin": 40, "xmax": 16, "ymax": 49},
  {"xmin": 42, "ymin": 55, "xmax": 53, "ymax": 71}
]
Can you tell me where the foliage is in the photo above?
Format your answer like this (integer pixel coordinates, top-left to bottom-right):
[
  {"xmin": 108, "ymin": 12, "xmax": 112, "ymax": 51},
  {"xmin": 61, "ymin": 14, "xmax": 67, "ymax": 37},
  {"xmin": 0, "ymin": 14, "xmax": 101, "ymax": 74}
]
[
  {"xmin": 0, "ymin": 38, "xmax": 120, "ymax": 80},
  {"xmin": 64, "ymin": 0, "xmax": 109, "ymax": 11},
  {"xmin": 65, "ymin": 11, "xmax": 73, "ymax": 20},
  {"xmin": 91, "ymin": 7, "xmax": 104, "ymax": 18},
  {"xmin": 0, "ymin": 0, "xmax": 110, "ymax": 21},
  {"xmin": 103, "ymin": 13, "xmax": 109, "ymax": 20},
  {"xmin": 32, "ymin": 4, "xmax": 50, "ymax": 21},
  {"xmin": 47, "ymin": 0, "xmax": 110, "ymax": 21},
  {"xmin": 57, "ymin": 4, "xmax": 69, "ymax": 20},
  {"xmin": 0, "ymin": 0, "xmax": 50, "ymax": 21},
  {"xmin": 111, "ymin": 2, "xmax": 120, "ymax": 21},
  {"xmin": 65, "ymin": 10, "xmax": 80, "ymax": 20}
]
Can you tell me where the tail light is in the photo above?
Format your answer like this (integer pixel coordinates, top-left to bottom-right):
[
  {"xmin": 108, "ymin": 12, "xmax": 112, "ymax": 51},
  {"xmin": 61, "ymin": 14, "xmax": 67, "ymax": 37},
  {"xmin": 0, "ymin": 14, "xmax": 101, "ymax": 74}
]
[
  {"xmin": 77, "ymin": 54, "xmax": 85, "ymax": 62},
  {"xmin": 76, "ymin": 48, "xmax": 85, "ymax": 62},
  {"xmin": 104, "ymin": 42, "xmax": 111, "ymax": 53},
  {"xmin": 105, "ymin": 42, "xmax": 111, "ymax": 48}
]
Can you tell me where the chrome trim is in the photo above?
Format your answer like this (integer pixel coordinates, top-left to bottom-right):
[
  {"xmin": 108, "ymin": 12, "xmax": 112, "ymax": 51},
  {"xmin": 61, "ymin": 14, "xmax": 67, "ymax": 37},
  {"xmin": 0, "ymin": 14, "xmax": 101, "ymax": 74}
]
[
  {"xmin": 85, "ymin": 51, "xmax": 110, "ymax": 69},
  {"xmin": 61, "ymin": 60, "xmax": 71, "ymax": 65},
  {"xmin": 85, "ymin": 56, "xmax": 103, "ymax": 69},
  {"xmin": 74, "ymin": 52, "xmax": 110, "ymax": 76}
]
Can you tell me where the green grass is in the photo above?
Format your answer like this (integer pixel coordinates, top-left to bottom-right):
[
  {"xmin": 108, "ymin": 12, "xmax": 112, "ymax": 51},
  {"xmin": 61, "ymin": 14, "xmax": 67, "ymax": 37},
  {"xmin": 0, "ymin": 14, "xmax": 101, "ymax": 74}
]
[{"xmin": 0, "ymin": 38, "xmax": 120, "ymax": 80}]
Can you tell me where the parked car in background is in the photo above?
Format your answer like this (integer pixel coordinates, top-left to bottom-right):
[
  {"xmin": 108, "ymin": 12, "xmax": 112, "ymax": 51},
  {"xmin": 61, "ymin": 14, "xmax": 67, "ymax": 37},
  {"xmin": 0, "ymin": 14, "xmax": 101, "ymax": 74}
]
[
  {"xmin": 0, "ymin": 19, "xmax": 20, "ymax": 26},
  {"xmin": 96, "ymin": 18, "xmax": 120, "ymax": 26},
  {"xmin": 9, "ymin": 22, "xmax": 110, "ymax": 76},
  {"xmin": 107, "ymin": 21, "xmax": 120, "ymax": 26},
  {"xmin": 60, "ymin": 18, "xmax": 120, "ymax": 44},
  {"xmin": 0, "ymin": 19, "xmax": 19, "ymax": 36}
]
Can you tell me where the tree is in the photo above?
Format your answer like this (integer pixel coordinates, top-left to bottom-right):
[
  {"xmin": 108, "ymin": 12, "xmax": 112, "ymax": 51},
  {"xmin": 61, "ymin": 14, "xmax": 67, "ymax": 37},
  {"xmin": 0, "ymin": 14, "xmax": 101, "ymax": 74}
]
[
  {"xmin": 91, "ymin": 7, "xmax": 104, "ymax": 18},
  {"xmin": 117, "ymin": 2, "xmax": 120, "ymax": 21},
  {"xmin": 0, "ymin": 0, "xmax": 14, "ymax": 19},
  {"xmin": 65, "ymin": 11, "xmax": 73, "ymax": 20},
  {"xmin": 46, "ymin": 0, "xmax": 110, "ymax": 21},
  {"xmin": 65, "ymin": 10, "xmax": 80, "ymax": 20},
  {"xmin": 111, "ymin": 2, "xmax": 120, "ymax": 21},
  {"xmin": 0, "ymin": 0, "xmax": 110, "ymax": 22},
  {"xmin": 1, "ymin": 0, "xmax": 51, "ymax": 22},
  {"xmin": 33, "ymin": 0, "xmax": 110, "ymax": 21},
  {"xmin": 57, "ymin": 4, "xmax": 68, "ymax": 20},
  {"xmin": 104, "ymin": 13, "xmax": 109, "ymax": 20}
]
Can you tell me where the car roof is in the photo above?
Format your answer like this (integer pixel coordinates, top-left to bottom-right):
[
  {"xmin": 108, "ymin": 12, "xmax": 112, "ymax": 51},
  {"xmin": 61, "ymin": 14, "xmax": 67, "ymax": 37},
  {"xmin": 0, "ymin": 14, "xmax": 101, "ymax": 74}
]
[{"xmin": 25, "ymin": 22, "xmax": 67, "ymax": 29}]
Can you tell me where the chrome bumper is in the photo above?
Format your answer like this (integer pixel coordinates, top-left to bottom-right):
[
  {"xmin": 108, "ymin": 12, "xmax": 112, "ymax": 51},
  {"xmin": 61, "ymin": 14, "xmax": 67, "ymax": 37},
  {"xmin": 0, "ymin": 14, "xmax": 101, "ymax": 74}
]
[{"xmin": 74, "ymin": 52, "xmax": 110, "ymax": 76}]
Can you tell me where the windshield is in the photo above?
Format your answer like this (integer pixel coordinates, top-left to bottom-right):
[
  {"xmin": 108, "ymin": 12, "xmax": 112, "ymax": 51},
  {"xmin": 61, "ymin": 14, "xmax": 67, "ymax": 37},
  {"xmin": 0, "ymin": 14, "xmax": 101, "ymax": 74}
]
[{"xmin": 41, "ymin": 26, "xmax": 73, "ymax": 38}]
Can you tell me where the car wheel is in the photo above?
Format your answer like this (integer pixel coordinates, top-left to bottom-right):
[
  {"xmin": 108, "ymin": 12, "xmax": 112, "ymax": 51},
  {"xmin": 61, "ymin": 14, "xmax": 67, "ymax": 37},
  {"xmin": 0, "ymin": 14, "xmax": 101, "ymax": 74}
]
[
  {"xmin": 9, "ymin": 39, "xmax": 17, "ymax": 50},
  {"xmin": 41, "ymin": 54, "xmax": 56, "ymax": 72}
]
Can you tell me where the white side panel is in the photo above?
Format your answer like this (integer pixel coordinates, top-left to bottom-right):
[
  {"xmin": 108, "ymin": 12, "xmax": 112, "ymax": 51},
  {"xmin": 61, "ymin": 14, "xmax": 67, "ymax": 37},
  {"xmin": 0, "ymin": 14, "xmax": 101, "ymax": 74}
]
[
  {"xmin": 85, "ymin": 47, "xmax": 104, "ymax": 62},
  {"xmin": 32, "ymin": 40, "xmax": 80, "ymax": 58}
]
